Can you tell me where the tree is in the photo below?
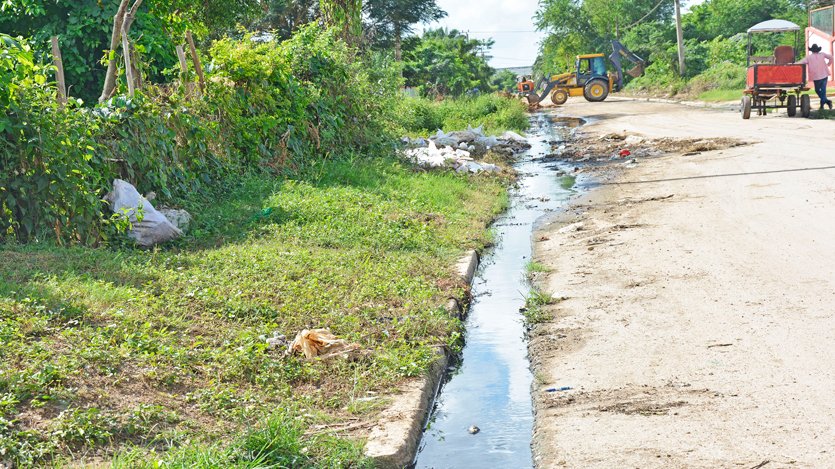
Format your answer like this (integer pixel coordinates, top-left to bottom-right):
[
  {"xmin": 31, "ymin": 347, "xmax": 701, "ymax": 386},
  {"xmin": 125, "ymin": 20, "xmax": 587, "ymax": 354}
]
[
  {"xmin": 491, "ymin": 69, "xmax": 519, "ymax": 93},
  {"xmin": 402, "ymin": 28, "xmax": 495, "ymax": 97},
  {"xmin": 0, "ymin": 0, "xmax": 261, "ymax": 103},
  {"xmin": 250, "ymin": 0, "xmax": 320, "ymax": 40},
  {"xmin": 683, "ymin": 0, "xmax": 807, "ymax": 41},
  {"xmin": 535, "ymin": 0, "xmax": 601, "ymax": 74},
  {"xmin": 320, "ymin": 0, "xmax": 362, "ymax": 43},
  {"xmin": 364, "ymin": 0, "xmax": 446, "ymax": 60}
]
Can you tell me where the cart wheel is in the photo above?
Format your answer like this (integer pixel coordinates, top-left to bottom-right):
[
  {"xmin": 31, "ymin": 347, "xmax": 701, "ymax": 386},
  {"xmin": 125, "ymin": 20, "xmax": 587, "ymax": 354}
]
[
  {"xmin": 801, "ymin": 94, "xmax": 811, "ymax": 118},
  {"xmin": 787, "ymin": 95, "xmax": 797, "ymax": 117},
  {"xmin": 741, "ymin": 96, "xmax": 752, "ymax": 119}
]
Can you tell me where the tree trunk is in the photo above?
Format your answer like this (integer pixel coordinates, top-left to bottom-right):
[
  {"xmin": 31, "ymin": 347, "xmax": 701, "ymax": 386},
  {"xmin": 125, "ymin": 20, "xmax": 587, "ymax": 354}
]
[
  {"xmin": 51, "ymin": 36, "xmax": 67, "ymax": 106},
  {"xmin": 674, "ymin": 0, "xmax": 686, "ymax": 76},
  {"xmin": 185, "ymin": 31, "xmax": 206, "ymax": 95},
  {"xmin": 121, "ymin": 23, "xmax": 135, "ymax": 97},
  {"xmin": 98, "ymin": 0, "xmax": 131, "ymax": 102},
  {"xmin": 394, "ymin": 23, "xmax": 402, "ymax": 62}
]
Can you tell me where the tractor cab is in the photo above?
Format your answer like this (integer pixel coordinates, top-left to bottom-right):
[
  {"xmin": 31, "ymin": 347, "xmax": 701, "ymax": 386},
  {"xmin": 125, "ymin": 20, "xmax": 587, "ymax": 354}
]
[{"xmin": 575, "ymin": 54, "xmax": 608, "ymax": 85}]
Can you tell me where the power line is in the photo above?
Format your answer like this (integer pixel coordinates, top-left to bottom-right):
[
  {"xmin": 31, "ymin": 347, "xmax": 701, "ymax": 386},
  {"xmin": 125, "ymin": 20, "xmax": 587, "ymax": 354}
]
[{"xmin": 465, "ymin": 30, "xmax": 540, "ymax": 34}]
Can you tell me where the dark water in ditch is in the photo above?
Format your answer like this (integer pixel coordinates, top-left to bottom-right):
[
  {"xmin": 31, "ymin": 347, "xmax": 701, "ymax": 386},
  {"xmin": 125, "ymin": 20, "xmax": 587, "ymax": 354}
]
[{"xmin": 413, "ymin": 112, "xmax": 586, "ymax": 469}]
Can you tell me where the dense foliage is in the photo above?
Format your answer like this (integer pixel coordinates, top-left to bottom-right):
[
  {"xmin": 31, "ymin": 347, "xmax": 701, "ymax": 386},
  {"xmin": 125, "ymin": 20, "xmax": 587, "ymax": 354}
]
[
  {"xmin": 535, "ymin": 0, "xmax": 808, "ymax": 97},
  {"xmin": 0, "ymin": 0, "xmax": 262, "ymax": 103},
  {"xmin": 364, "ymin": 0, "xmax": 446, "ymax": 59},
  {"xmin": 0, "ymin": 27, "xmax": 402, "ymax": 244},
  {"xmin": 402, "ymin": 28, "xmax": 496, "ymax": 97},
  {"xmin": 394, "ymin": 94, "xmax": 528, "ymax": 136}
]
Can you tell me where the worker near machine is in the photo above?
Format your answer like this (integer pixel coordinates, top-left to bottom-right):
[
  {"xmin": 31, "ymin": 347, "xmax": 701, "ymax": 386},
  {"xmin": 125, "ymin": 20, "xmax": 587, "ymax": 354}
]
[{"xmin": 798, "ymin": 44, "xmax": 833, "ymax": 110}]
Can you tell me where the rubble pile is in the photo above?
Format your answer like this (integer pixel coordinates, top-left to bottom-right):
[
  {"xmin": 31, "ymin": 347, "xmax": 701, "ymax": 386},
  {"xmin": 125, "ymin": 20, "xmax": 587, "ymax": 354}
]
[
  {"xmin": 402, "ymin": 125, "xmax": 530, "ymax": 174},
  {"xmin": 553, "ymin": 133, "xmax": 749, "ymax": 163}
]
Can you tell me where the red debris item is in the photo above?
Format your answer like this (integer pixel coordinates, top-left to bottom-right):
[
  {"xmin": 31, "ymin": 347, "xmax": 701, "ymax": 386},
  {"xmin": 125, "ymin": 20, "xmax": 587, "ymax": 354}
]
[{"xmin": 619, "ymin": 149, "xmax": 631, "ymax": 157}]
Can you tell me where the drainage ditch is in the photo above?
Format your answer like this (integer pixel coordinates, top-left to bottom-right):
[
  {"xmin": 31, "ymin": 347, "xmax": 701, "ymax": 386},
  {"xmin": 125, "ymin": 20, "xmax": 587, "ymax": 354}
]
[{"xmin": 413, "ymin": 112, "xmax": 586, "ymax": 468}]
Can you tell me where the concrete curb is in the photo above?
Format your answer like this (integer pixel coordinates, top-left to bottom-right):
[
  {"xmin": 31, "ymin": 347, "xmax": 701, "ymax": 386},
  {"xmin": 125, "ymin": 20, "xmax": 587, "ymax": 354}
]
[{"xmin": 365, "ymin": 250, "xmax": 480, "ymax": 468}]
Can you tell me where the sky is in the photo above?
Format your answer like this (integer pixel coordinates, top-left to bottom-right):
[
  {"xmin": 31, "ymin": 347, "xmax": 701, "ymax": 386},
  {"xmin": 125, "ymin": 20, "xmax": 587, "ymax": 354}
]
[{"xmin": 421, "ymin": 0, "xmax": 707, "ymax": 69}]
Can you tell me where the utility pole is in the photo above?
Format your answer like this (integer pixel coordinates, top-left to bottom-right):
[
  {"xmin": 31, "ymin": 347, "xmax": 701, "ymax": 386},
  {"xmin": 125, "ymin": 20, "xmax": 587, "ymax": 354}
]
[{"xmin": 674, "ymin": 0, "xmax": 686, "ymax": 76}]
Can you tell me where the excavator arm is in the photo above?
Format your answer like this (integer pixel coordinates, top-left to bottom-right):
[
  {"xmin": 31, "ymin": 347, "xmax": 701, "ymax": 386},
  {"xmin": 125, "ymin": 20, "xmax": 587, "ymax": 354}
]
[{"xmin": 609, "ymin": 40, "xmax": 645, "ymax": 92}]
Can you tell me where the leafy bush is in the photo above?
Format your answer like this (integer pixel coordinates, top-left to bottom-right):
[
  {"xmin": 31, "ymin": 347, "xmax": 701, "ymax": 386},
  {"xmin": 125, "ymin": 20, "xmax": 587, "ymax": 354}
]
[
  {"xmin": 394, "ymin": 94, "xmax": 528, "ymax": 136},
  {"xmin": 402, "ymin": 28, "xmax": 496, "ymax": 97},
  {"xmin": 0, "ymin": 27, "xmax": 404, "ymax": 244},
  {"xmin": 685, "ymin": 61, "xmax": 746, "ymax": 96}
]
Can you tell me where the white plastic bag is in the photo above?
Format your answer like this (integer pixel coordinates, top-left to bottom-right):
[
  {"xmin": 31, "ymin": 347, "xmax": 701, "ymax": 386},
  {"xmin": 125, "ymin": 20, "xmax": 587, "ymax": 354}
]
[{"xmin": 107, "ymin": 179, "xmax": 182, "ymax": 247}]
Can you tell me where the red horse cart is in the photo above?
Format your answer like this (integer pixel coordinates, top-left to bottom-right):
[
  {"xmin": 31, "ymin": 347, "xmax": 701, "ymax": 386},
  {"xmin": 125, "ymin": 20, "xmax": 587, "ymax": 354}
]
[{"xmin": 742, "ymin": 19, "xmax": 810, "ymax": 119}]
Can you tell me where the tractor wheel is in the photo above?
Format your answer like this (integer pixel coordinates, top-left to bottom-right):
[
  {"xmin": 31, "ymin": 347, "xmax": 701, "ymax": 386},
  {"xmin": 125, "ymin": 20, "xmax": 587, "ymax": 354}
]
[
  {"xmin": 741, "ymin": 96, "xmax": 752, "ymax": 119},
  {"xmin": 787, "ymin": 95, "xmax": 797, "ymax": 117},
  {"xmin": 801, "ymin": 94, "xmax": 811, "ymax": 117},
  {"xmin": 583, "ymin": 79, "xmax": 609, "ymax": 102},
  {"xmin": 550, "ymin": 88, "xmax": 569, "ymax": 106}
]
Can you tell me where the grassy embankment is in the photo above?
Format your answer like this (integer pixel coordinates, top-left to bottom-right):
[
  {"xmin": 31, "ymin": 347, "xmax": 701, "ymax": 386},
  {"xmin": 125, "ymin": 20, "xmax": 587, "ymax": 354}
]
[
  {"xmin": 394, "ymin": 95, "xmax": 530, "ymax": 137},
  {"xmin": 625, "ymin": 61, "xmax": 827, "ymax": 105},
  {"xmin": 624, "ymin": 62, "xmax": 746, "ymax": 102},
  {"xmin": 0, "ymin": 96, "xmax": 527, "ymax": 467}
]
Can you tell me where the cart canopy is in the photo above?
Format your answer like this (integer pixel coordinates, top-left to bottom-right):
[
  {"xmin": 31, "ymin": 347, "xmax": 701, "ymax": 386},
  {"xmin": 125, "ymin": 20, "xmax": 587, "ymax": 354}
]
[{"xmin": 747, "ymin": 19, "xmax": 801, "ymax": 34}]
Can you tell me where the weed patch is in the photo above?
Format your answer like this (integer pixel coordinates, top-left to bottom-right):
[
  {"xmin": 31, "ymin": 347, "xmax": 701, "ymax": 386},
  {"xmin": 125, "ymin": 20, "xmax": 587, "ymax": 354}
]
[
  {"xmin": 0, "ymin": 156, "xmax": 506, "ymax": 465},
  {"xmin": 522, "ymin": 288, "xmax": 559, "ymax": 327}
]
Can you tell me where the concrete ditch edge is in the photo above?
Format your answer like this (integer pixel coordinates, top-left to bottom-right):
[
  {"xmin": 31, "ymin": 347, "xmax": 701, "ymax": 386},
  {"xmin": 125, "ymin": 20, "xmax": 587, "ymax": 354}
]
[{"xmin": 364, "ymin": 250, "xmax": 480, "ymax": 468}]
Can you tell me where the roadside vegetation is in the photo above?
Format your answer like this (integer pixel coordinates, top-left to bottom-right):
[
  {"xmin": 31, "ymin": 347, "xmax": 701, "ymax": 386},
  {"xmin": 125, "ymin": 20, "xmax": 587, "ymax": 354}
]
[
  {"xmin": 535, "ymin": 0, "xmax": 808, "ymax": 101},
  {"xmin": 395, "ymin": 94, "xmax": 529, "ymax": 137},
  {"xmin": 522, "ymin": 288, "xmax": 558, "ymax": 328},
  {"xmin": 0, "ymin": 0, "xmax": 527, "ymax": 466},
  {"xmin": 0, "ymin": 158, "xmax": 507, "ymax": 466}
]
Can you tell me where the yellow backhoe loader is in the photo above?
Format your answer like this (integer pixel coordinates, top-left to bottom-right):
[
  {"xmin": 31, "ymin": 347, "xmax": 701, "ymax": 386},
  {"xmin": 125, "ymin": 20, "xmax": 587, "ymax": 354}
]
[{"xmin": 519, "ymin": 40, "xmax": 645, "ymax": 107}]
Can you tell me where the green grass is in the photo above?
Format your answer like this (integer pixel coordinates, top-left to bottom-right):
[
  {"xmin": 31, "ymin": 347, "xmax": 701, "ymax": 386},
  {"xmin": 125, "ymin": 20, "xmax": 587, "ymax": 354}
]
[
  {"xmin": 0, "ymin": 156, "xmax": 508, "ymax": 466},
  {"xmin": 559, "ymin": 175, "xmax": 577, "ymax": 191},
  {"xmin": 697, "ymin": 88, "xmax": 741, "ymax": 102},
  {"xmin": 395, "ymin": 94, "xmax": 529, "ymax": 137},
  {"xmin": 524, "ymin": 261, "xmax": 551, "ymax": 278},
  {"xmin": 521, "ymin": 288, "xmax": 558, "ymax": 327}
]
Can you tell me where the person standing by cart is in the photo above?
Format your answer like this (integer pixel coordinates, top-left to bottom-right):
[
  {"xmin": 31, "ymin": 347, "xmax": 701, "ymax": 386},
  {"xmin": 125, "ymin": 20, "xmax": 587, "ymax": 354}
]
[{"xmin": 798, "ymin": 44, "xmax": 833, "ymax": 110}]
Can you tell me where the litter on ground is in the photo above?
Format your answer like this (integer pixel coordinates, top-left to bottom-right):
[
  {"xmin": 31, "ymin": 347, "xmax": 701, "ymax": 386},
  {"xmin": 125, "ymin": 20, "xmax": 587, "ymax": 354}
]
[
  {"xmin": 106, "ymin": 179, "xmax": 184, "ymax": 247},
  {"xmin": 402, "ymin": 124, "xmax": 530, "ymax": 173},
  {"xmin": 289, "ymin": 328, "xmax": 362, "ymax": 359}
]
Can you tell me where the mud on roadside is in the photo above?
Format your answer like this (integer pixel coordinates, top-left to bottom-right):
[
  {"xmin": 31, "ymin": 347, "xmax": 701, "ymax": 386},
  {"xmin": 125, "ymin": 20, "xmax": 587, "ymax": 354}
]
[{"xmin": 535, "ymin": 127, "xmax": 751, "ymax": 175}]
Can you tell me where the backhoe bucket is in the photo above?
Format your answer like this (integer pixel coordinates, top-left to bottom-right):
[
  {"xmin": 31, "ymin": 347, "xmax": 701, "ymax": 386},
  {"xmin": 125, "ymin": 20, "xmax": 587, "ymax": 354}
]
[
  {"xmin": 626, "ymin": 64, "xmax": 644, "ymax": 78},
  {"xmin": 526, "ymin": 93, "xmax": 542, "ymax": 106}
]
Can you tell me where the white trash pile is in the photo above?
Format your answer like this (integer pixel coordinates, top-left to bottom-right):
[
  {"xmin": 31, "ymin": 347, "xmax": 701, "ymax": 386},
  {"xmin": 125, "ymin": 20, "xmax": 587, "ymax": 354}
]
[{"xmin": 402, "ymin": 125, "xmax": 529, "ymax": 174}]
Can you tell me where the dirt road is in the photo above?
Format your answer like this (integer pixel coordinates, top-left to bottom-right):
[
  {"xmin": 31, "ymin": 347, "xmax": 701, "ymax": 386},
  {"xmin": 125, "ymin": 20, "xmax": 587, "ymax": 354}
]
[{"xmin": 531, "ymin": 98, "xmax": 835, "ymax": 468}]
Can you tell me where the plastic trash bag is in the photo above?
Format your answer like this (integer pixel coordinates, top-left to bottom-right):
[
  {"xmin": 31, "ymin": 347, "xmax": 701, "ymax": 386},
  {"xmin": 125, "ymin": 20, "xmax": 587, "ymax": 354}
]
[
  {"xmin": 501, "ymin": 131, "xmax": 527, "ymax": 143},
  {"xmin": 467, "ymin": 124, "xmax": 485, "ymax": 137},
  {"xmin": 106, "ymin": 179, "xmax": 182, "ymax": 247},
  {"xmin": 289, "ymin": 329, "xmax": 361, "ymax": 359},
  {"xmin": 432, "ymin": 129, "xmax": 460, "ymax": 147}
]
